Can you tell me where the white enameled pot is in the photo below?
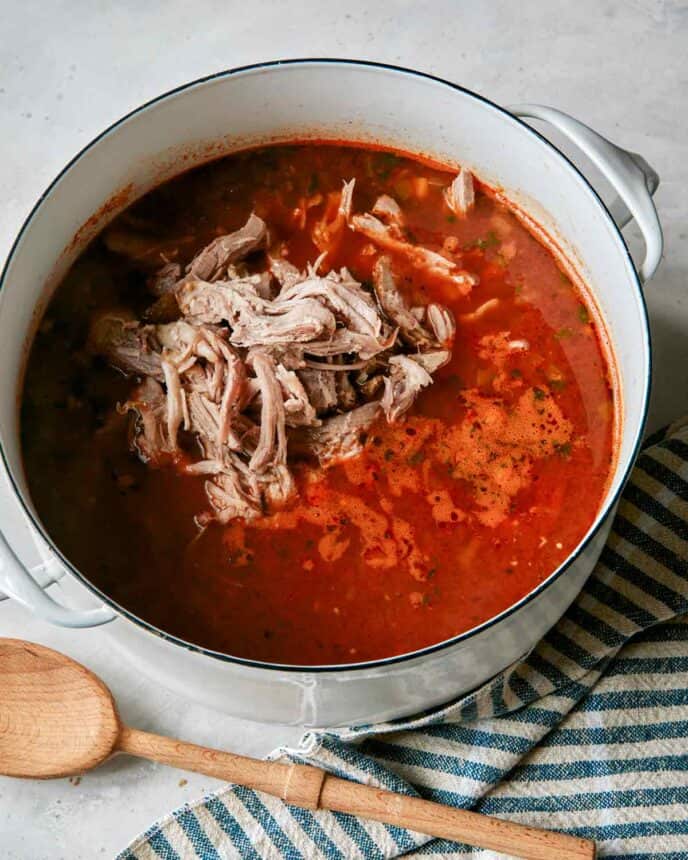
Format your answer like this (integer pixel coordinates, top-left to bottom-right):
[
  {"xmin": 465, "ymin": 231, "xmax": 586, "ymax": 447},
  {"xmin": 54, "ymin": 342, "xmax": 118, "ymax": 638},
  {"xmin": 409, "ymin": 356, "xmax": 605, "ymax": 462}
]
[{"xmin": 0, "ymin": 61, "xmax": 662, "ymax": 727}]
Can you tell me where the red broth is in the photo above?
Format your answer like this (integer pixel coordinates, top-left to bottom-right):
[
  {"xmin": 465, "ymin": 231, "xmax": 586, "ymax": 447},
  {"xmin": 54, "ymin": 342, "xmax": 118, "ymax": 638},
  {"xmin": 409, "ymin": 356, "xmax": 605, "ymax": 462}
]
[{"xmin": 21, "ymin": 144, "xmax": 616, "ymax": 664}]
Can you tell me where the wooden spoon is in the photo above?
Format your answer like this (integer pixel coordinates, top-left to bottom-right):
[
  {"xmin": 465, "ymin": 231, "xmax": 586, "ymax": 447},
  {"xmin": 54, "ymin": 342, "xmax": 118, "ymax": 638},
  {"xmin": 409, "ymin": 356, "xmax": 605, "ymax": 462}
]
[{"xmin": 0, "ymin": 639, "xmax": 595, "ymax": 859}]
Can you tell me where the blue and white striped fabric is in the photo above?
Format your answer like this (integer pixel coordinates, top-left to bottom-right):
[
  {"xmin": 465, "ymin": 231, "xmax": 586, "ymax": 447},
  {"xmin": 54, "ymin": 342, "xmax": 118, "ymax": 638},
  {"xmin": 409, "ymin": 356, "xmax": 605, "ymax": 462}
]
[{"xmin": 119, "ymin": 420, "xmax": 688, "ymax": 859}]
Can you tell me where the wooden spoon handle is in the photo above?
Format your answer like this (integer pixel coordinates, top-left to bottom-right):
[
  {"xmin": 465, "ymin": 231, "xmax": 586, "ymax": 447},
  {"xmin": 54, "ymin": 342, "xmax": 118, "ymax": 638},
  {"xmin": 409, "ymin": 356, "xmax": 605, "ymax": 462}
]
[
  {"xmin": 117, "ymin": 727, "xmax": 594, "ymax": 860},
  {"xmin": 320, "ymin": 776, "xmax": 594, "ymax": 860},
  {"xmin": 117, "ymin": 727, "xmax": 322, "ymax": 803}
]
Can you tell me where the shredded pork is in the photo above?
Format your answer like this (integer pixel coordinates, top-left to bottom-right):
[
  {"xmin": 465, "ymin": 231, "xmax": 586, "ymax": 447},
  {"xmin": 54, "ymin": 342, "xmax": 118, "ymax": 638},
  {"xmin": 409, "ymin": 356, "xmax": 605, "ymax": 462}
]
[
  {"xmin": 444, "ymin": 168, "xmax": 475, "ymax": 216},
  {"xmin": 91, "ymin": 189, "xmax": 473, "ymax": 525}
]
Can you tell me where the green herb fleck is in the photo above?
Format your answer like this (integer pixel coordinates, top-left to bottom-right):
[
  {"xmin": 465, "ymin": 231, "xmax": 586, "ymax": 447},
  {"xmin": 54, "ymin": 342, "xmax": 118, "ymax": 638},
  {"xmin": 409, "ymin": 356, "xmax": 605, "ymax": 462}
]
[
  {"xmin": 549, "ymin": 378, "xmax": 567, "ymax": 392},
  {"xmin": 407, "ymin": 450, "xmax": 426, "ymax": 466},
  {"xmin": 446, "ymin": 213, "xmax": 457, "ymax": 223},
  {"xmin": 577, "ymin": 305, "xmax": 590, "ymax": 324},
  {"xmin": 514, "ymin": 283, "xmax": 524, "ymax": 296},
  {"xmin": 377, "ymin": 151, "xmax": 401, "ymax": 179},
  {"xmin": 510, "ymin": 368, "xmax": 523, "ymax": 379},
  {"xmin": 533, "ymin": 387, "xmax": 546, "ymax": 401},
  {"xmin": 554, "ymin": 441, "xmax": 572, "ymax": 458},
  {"xmin": 308, "ymin": 173, "xmax": 319, "ymax": 193},
  {"xmin": 384, "ymin": 449, "xmax": 395, "ymax": 462},
  {"xmin": 556, "ymin": 327, "xmax": 574, "ymax": 340},
  {"xmin": 475, "ymin": 230, "xmax": 500, "ymax": 251},
  {"xmin": 380, "ymin": 151, "xmax": 400, "ymax": 167}
]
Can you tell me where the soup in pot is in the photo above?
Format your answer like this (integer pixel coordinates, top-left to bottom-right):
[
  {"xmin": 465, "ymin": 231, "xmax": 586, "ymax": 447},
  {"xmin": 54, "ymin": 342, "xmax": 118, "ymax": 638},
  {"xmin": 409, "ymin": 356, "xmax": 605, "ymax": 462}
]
[{"xmin": 21, "ymin": 143, "xmax": 616, "ymax": 664}]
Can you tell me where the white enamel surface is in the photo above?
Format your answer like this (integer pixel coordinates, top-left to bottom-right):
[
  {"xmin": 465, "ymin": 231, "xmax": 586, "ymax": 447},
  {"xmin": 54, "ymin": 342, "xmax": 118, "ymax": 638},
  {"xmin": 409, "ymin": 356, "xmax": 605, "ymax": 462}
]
[
  {"xmin": 0, "ymin": 62, "xmax": 650, "ymax": 726},
  {"xmin": 510, "ymin": 104, "xmax": 663, "ymax": 283}
]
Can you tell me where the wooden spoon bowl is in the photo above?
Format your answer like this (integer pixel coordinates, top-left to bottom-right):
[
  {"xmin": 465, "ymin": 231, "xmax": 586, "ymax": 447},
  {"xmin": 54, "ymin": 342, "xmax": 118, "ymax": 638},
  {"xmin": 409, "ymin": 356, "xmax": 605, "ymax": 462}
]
[
  {"xmin": 0, "ymin": 639, "xmax": 119, "ymax": 778},
  {"xmin": 0, "ymin": 639, "xmax": 595, "ymax": 859}
]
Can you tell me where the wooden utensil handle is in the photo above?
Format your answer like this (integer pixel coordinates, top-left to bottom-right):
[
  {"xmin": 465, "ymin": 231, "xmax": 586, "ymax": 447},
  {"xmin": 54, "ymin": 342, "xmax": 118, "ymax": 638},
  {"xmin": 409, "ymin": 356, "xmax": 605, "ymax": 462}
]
[
  {"xmin": 117, "ymin": 727, "xmax": 595, "ymax": 860},
  {"xmin": 117, "ymin": 727, "xmax": 321, "ymax": 804},
  {"xmin": 321, "ymin": 776, "xmax": 595, "ymax": 860}
]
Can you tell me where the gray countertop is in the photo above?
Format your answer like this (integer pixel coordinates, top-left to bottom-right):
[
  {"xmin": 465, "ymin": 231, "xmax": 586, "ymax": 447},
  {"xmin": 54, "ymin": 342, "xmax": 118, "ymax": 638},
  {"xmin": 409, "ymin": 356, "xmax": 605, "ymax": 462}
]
[{"xmin": 1, "ymin": 2, "xmax": 687, "ymax": 857}]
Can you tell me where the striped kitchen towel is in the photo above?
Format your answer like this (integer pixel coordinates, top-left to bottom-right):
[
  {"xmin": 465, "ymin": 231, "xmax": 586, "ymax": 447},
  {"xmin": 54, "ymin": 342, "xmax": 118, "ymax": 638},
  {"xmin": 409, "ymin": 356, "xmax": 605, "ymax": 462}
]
[{"xmin": 119, "ymin": 420, "xmax": 688, "ymax": 859}]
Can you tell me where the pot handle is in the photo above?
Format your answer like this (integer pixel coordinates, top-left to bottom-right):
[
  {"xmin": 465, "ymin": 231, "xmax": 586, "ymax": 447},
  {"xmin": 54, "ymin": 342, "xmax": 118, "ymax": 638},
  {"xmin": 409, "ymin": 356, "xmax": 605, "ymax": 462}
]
[
  {"xmin": 509, "ymin": 104, "xmax": 663, "ymax": 284},
  {"xmin": 0, "ymin": 528, "xmax": 115, "ymax": 627}
]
